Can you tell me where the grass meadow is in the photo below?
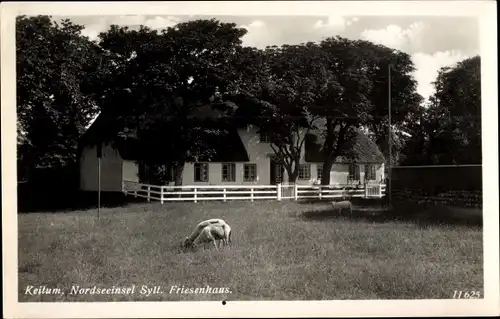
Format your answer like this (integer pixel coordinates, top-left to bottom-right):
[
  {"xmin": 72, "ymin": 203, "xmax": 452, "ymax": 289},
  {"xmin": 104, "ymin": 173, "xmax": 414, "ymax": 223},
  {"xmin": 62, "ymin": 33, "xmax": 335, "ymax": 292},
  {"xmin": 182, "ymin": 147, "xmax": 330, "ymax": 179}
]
[{"xmin": 18, "ymin": 199, "xmax": 483, "ymax": 301}]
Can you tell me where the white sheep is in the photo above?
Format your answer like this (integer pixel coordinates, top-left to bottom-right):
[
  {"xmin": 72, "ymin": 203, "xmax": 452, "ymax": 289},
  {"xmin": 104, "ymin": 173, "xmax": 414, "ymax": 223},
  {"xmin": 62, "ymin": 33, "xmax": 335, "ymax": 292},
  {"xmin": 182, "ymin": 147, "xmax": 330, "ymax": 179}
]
[
  {"xmin": 182, "ymin": 219, "xmax": 228, "ymax": 249},
  {"xmin": 191, "ymin": 223, "xmax": 232, "ymax": 251},
  {"xmin": 331, "ymin": 200, "xmax": 353, "ymax": 215}
]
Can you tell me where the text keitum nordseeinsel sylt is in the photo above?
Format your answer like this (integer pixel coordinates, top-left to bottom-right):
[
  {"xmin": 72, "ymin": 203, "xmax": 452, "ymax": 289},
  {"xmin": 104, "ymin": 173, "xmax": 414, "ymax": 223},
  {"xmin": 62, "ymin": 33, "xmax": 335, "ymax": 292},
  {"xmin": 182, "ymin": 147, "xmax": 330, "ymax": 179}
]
[{"xmin": 24, "ymin": 285, "xmax": 232, "ymax": 296}]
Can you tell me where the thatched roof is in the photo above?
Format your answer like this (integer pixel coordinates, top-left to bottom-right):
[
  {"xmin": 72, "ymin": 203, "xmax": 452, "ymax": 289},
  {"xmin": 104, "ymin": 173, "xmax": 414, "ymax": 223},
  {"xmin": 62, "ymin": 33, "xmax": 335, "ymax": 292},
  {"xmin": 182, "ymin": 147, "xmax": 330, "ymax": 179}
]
[
  {"xmin": 78, "ymin": 105, "xmax": 250, "ymax": 162},
  {"xmin": 305, "ymin": 129, "xmax": 385, "ymax": 164},
  {"xmin": 78, "ymin": 111, "xmax": 143, "ymax": 161},
  {"xmin": 195, "ymin": 127, "xmax": 250, "ymax": 162},
  {"xmin": 79, "ymin": 102, "xmax": 384, "ymax": 164}
]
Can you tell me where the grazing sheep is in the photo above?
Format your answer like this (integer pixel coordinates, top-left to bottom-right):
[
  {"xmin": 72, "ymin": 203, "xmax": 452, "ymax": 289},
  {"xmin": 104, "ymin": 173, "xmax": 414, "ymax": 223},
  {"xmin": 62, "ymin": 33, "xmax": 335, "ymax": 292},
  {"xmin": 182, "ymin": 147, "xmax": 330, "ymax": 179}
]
[
  {"xmin": 331, "ymin": 200, "xmax": 353, "ymax": 215},
  {"xmin": 191, "ymin": 223, "xmax": 232, "ymax": 251},
  {"xmin": 182, "ymin": 219, "xmax": 228, "ymax": 249}
]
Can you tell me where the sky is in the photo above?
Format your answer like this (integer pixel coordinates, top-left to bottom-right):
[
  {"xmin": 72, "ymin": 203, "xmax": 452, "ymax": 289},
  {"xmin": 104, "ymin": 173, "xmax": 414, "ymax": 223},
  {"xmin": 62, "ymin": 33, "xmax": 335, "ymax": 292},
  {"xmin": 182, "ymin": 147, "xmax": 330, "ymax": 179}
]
[{"xmin": 61, "ymin": 14, "xmax": 480, "ymax": 102}]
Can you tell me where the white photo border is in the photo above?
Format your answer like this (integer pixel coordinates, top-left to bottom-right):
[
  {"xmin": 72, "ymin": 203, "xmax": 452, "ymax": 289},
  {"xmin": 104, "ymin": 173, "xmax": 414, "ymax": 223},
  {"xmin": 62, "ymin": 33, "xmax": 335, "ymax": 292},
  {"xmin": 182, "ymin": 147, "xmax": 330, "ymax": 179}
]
[{"xmin": 2, "ymin": 1, "xmax": 498, "ymax": 317}]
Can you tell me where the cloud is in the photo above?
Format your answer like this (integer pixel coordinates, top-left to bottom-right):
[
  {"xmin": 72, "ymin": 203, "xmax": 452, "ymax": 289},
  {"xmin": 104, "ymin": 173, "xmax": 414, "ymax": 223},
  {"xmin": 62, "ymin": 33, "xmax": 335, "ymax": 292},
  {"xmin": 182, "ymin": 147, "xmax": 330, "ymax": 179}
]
[
  {"xmin": 78, "ymin": 15, "xmax": 181, "ymax": 41},
  {"xmin": 412, "ymin": 50, "xmax": 470, "ymax": 100},
  {"xmin": 143, "ymin": 16, "xmax": 181, "ymax": 30},
  {"xmin": 73, "ymin": 15, "xmax": 475, "ymax": 103},
  {"xmin": 240, "ymin": 20, "xmax": 279, "ymax": 49},
  {"xmin": 360, "ymin": 22, "xmax": 425, "ymax": 52},
  {"xmin": 314, "ymin": 16, "xmax": 346, "ymax": 31},
  {"xmin": 358, "ymin": 19, "xmax": 476, "ymax": 101},
  {"xmin": 109, "ymin": 15, "xmax": 147, "ymax": 27},
  {"xmin": 81, "ymin": 27, "xmax": 101, "ymax": 41},
  {"xmin": 313, "ymin": 16, "xmax": 359, "ymax": 35}
]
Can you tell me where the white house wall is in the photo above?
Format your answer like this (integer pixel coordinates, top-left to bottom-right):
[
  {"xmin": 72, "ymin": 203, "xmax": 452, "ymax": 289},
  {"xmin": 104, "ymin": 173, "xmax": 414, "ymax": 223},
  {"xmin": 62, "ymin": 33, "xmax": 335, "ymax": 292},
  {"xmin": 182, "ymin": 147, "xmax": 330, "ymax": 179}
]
[
  {"xmin": 79, "ymin": 143, "xmax": 123, "ymax": 192},
  {"xmin": 328, "ymin": 164, "xmax": 350, "ymax": 185},
  {"xmin": 180, "ymin": 161, "xmax": 384, "ymax": 186},
  {"xmin": 183, "ymin": 162, "xmax": 262, "ymax": 185},
  {"xmin": 180, "ymin": 125, "xmax": 384, "ymax": 186},
  {"xmin": 122, "ymin": 160, "xmax": 139, "ymax": 183},
  {"xmin": 80, "ymin": 125, "xmax": 385, "ymax": 188}
]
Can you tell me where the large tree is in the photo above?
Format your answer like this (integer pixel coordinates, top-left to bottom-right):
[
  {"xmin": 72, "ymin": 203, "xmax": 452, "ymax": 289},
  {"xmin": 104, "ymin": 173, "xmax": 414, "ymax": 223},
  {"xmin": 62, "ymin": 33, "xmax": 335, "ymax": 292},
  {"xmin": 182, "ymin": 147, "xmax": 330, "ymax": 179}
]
[
  {"xmin": 16, "ymin": 15, "xmax": 102, "ymax": 181},
  {"xmin": 312, "ymin": 37, "xmax": 374, "ymax": 185},
  {"xmin": 229, "ymin": 43, "xmax": 333, "ymax": 183},
  {"xmin": 313, "ymin": 37, "xmax": 423, "ymax": 183},
  {"xmin": 423, "ymin": 56, "xmax": 481, "ymax": 164},
  {"xmin": 231, "ymin": 37, "xmax": 423, "ymax": 185},
  {"xmin": 92, "ymin": 19, "xmax": 247, "ymax": 185},
  {"xmin": 356, "ymin": 41, "xmax": 424, "ymax": 166}
]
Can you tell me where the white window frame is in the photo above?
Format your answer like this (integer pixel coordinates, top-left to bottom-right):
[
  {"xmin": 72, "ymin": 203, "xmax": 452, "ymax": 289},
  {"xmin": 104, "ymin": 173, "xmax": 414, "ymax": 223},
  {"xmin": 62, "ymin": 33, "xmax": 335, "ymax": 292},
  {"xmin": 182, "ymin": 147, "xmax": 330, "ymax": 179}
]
[
  {"xmin": 222, "ymin": 163, "xmax": 236, "ymax": 182},
  {"xmin": 364, "ymin": 164, "xmax": 376, "ymax": 181},
  {"xmin": 348, "ymin": 164, "xmax": 360, "ymax": 182},
  {"xmin": 275, "ymin": 163, "xmax": 283, "ymax": 183},
  {"xmin": 317, "ymin": 166, "xmax": 323, "ymax": 181},
  {"xmin": 298, "ymin": 164, "xmax": 311, "ymax": 180},
  {"xmin": 194, "ymin": 163, "xmax": 209, "ymax": 182},
  {"xmin": 243, "ymin": 164, "xmax": 257, "ymax": 182}
]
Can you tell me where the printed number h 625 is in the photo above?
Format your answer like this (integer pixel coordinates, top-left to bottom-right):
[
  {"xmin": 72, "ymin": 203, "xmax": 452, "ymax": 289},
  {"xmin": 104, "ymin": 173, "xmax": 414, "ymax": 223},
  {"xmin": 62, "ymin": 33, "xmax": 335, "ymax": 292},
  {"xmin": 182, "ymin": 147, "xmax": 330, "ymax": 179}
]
[{"xmin": 453, "ymin": 290, "xmax": 481, "ymax": 299}]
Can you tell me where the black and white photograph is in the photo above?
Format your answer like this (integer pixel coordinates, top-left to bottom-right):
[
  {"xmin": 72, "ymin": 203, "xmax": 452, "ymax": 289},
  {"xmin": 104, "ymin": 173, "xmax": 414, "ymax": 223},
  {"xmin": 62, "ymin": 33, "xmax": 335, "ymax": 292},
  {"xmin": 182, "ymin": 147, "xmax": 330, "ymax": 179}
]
[{"xmin": 2, "ymin": 1, "xmax": 498, "ymax": 318}]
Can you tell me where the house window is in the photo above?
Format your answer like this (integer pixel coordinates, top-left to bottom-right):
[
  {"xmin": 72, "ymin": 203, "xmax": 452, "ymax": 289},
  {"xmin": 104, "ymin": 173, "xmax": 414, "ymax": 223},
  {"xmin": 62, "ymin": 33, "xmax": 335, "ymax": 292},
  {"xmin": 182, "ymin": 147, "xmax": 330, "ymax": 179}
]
[
  {"xmin": 259, "ymin": 131, "xmax": 270, "ymax": 143},
  {"xmin": 222, "ymin": 163, "xmax": 236, "ymax": 182},
  {"xmin": 194, "ymin": 163, "xmax": 209, "ymax": 182},
  {"xmin": 364, "ymin": 164, "xmax": 376, "ymax": 181},
  {"xmin": 349, "ymin": 164, "xmax": 360, "ymax": 182},
  {"xmin": 317, "ymin": 166, "xmax": 323, "ymax": 181},
  {"xmin": 298, "ymin": 164, "xmax": 311, "ymax": 180},
  {"xmin": 244, "ymin": 164, "xmax": 257, "ymax": 182}
]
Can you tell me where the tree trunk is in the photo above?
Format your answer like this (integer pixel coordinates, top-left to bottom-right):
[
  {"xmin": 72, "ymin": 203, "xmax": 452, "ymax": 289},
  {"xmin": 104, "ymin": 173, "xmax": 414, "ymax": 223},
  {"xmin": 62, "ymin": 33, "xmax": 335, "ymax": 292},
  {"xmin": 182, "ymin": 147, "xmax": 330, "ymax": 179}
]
[
  {"xmin": 288, "ymin": 171, "xmax": 298, "ymax": 184},
  {"xmin": 174, "ymin": 161, "xmax": 185, "ymax": 186},
  {"xmin": 321, "ymin": 159, "xmax": 333, "ymax": 185},
  {"xmin": 320, "ymin": 118, "xmax": 335, "ymax": 185},
  {"xmin": 173, "ymin": 161, "xmax": 185, "ymax": 198},
  {"xmin": 283, "ymin": 164, "xmax": 295, "ymax": 184},
  {"xmin": 284, "ymin": 156, "xmax": 300, "ymax": 184},
  {"xmin": 321, "ymin": 120, "xmax": 350, "ymax": 185}
]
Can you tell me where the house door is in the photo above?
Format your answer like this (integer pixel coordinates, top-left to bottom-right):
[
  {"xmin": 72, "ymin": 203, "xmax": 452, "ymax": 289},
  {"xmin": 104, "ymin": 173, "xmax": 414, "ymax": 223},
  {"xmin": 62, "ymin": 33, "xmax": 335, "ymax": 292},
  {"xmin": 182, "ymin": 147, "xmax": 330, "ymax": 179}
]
[{"xmin": 270, "ymin": 158, "xmax": 284, "ymax": 184}]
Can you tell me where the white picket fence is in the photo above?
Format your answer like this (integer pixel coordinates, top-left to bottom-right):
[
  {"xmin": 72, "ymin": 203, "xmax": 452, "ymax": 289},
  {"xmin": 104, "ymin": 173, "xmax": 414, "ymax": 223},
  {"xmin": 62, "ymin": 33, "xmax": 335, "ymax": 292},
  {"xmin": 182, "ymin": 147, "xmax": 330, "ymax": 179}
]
[{"xmin": 122, "ymin": 180, "xmax": 386, "ymax": 203}]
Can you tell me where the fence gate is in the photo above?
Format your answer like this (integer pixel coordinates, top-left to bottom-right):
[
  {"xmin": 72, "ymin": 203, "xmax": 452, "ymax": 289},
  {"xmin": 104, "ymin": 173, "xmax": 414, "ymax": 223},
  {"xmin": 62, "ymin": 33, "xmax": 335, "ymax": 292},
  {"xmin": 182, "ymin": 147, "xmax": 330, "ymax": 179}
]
[
  {"xmin": 278, "ymin": 184, "xmax": 295, "ymax": 200},
  {"xmin": 366, "ymin": 183, "xmax": 382, "ymax": 197}
]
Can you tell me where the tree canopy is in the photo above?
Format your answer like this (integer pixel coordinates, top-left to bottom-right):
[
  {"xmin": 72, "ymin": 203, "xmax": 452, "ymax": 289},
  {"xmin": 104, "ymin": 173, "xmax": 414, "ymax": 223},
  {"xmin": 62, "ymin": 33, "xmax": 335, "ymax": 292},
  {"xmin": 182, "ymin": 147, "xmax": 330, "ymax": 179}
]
[
  {"xmin": 18, "ymin": 15, "xmax": 477, "ymax": 188},
  {"xmin": 401, "ymin": 56, "xmax": 481, "ymax": 165},
  {"xmin": 16, "ymin": 15, "xmax": 101, "ymax": 180},
  {"xmin": 90, "ymin": 19, "xmax": 248, "ymax": 184},
  {"xmin": 230, "ymin": 37, "xmax": 422, "ymax": 184}
]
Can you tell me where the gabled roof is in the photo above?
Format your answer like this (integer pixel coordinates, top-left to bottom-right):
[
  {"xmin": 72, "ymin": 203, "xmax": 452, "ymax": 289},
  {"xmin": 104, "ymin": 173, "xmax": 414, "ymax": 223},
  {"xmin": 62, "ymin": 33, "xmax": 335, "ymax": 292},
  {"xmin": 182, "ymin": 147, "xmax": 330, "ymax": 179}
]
[
  {"xmin": 78, "ymin": 105, "xmax": 250, "ymax": 163},
  {"xmin": 77, "ymin": 111, "xmax": 142, "ymax": 161},
  {"xmin": 305, "ymin": 129, "xmax": 386, "ymax": 164},
  {"xmin": 195, "ymin": 126, "xmax": 250, "ymax": 162}
]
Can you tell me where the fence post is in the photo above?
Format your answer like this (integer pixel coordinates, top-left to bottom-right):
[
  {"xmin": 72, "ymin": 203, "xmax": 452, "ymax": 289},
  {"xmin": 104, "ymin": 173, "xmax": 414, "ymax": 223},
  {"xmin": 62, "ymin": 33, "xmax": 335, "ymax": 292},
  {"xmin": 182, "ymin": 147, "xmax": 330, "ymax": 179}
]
[
  {"xmin": 134, "ymin": 189, "xmax": 137, "ymax": 198},
  {"xmin": 294, "ymin": 184, "xmax": 298, "ymax": 200},
  {"xmin": 277, "ymin": 183, "xmax": 282, "ymax": 201},
  {"xmin": 147, "ymin": 186, "xmax": 151, "ymax": 202},
  {"xmin": 194, "ymin": 187, "xmax": 197, "ymax": 203},
  {"xmin": 319, "ymin": 185, "xmax": 322, "ymax": 200},
  {"xmin": 250, "ymin": 187, "xmax": 254, "ymax": 202},
  {"xmin": 160, "ymin": 186, "xmax": 164, "ymax": 204},
  {"xmin": 223, "ymin": 188, "xmax": 227, "ymax": 202},
  {"xmin": 364, "ymin": 183, "xmax": 368, "ymax": 198},
  {"xmin": 123, "ymin": 182, "xmax": 128, "ymax": 196},
  {"xmin": 379, "ymin": 184, "xmax": 383, "ymax": 198}
]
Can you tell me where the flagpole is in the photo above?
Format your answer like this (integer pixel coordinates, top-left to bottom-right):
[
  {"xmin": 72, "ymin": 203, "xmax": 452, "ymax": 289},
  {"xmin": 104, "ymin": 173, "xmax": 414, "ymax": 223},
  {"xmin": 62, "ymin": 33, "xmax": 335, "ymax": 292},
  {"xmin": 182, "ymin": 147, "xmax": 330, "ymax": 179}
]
[
  {"xmin": 388, "ymin": 65, "xmax": 392, "ymax": 209},
  {"xmin": 97, "ymin": 145, "xmax": 101, "ymax": 220}
]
